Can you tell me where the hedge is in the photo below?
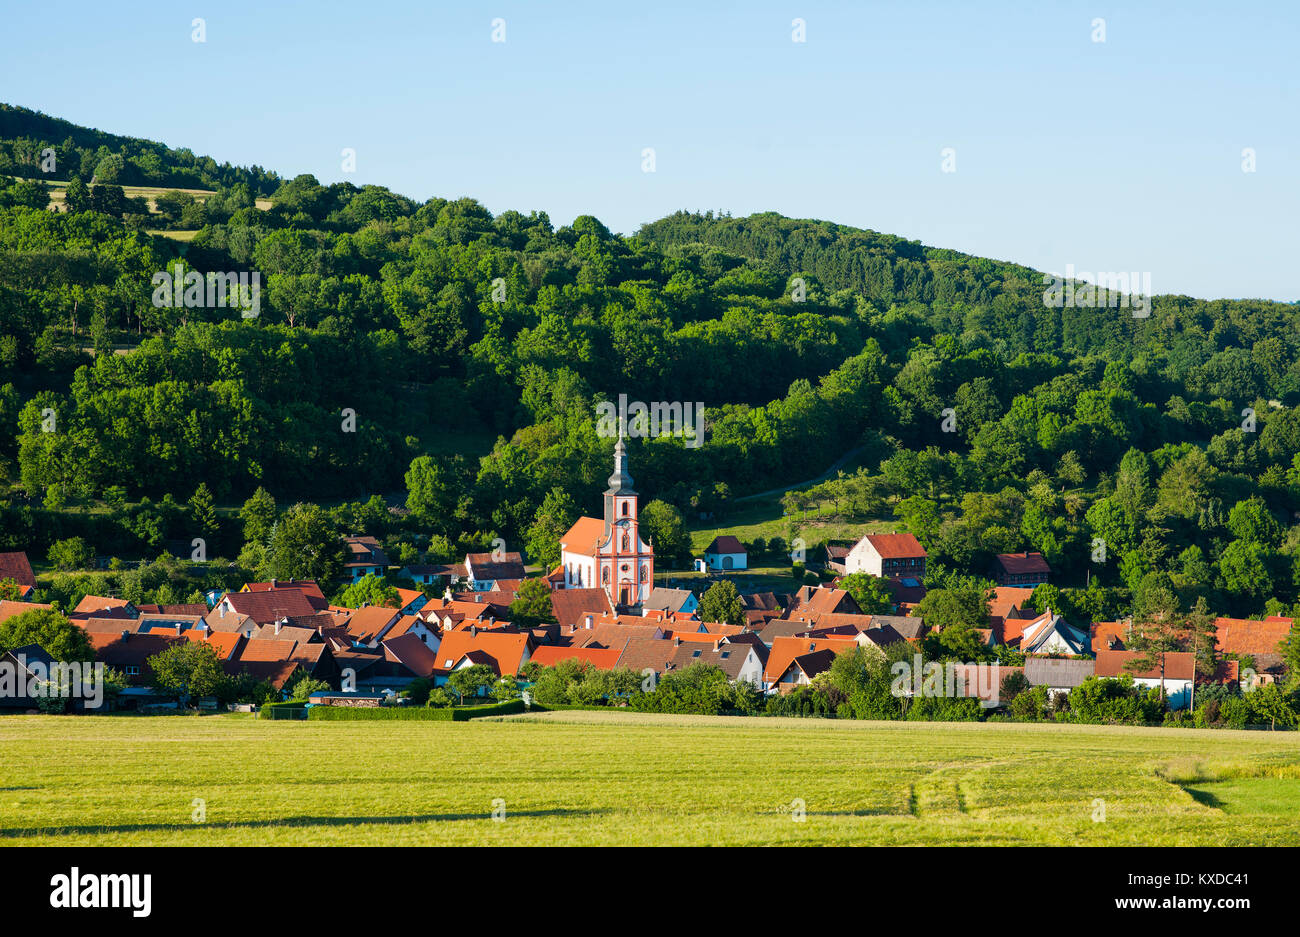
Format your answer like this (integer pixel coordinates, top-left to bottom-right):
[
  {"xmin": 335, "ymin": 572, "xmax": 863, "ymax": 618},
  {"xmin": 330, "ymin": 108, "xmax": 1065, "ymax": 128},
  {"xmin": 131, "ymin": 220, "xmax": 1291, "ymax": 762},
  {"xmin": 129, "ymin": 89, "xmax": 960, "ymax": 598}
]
[
  {"xmin": 306, "ymin": 699, "xmax": 527, "ymax": 721},
  {"xmin": 259, "ymin": 701, "xmax": 307, "ymax": 720}
]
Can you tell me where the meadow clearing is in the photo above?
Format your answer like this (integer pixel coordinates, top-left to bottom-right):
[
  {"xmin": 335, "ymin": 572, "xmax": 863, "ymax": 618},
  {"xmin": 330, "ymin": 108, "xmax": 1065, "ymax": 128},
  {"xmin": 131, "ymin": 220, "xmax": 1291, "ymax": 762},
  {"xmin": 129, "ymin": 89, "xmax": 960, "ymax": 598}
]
[{"xmin": 1, "ymin": 710, "xmax": 1298, "ymax": 846}]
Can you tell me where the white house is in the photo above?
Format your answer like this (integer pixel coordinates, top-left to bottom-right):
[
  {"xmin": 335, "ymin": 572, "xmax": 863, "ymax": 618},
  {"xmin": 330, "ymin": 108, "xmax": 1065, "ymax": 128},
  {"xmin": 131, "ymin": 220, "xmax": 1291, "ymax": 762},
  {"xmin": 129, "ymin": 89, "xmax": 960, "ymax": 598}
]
[
  {"xmin": 702, "ymin": 536, "xmax": 747, "ymax": 571},
  {"xmin": 1095, "ymin": 650, "xmax": 1195, "ymax": 709},
  {"xmin": 845, "ymin": 533, "xmax": 926, "ymax": 580}
]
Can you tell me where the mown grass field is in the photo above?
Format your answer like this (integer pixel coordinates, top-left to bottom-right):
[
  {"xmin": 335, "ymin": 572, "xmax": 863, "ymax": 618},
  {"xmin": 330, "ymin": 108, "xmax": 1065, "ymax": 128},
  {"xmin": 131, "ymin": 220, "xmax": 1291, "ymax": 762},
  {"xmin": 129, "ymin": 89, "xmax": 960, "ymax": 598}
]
[{"xmin": 1, "ymin": 711, "xmax": 1298, "ymax": 845}]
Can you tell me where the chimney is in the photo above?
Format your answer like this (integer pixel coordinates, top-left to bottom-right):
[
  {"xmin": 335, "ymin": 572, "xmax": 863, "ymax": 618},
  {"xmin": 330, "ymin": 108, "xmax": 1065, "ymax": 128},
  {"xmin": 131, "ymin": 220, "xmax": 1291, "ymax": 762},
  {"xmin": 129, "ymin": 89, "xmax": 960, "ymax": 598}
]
[
  {"xmin": 275, "ymin": 618, "xmax": 284, "ymax": 635},
  {"xmin": 674, "ymin": 637, "xmax": 681, "ymax": 646},
  {"xmin": 175, "ymin": 624, "xmax": 183, "ymax": 635},
  {"xmin": 271, "ymin": 578, "xmax": 277, "ymax": 588},
  {"xmin": 470, "ymin": 625, "xmax": 478, "ymax": 637},
  {"xmin": 584, "ymin": 614, "xmax": 594, "ymax": 629},
  {"xmin": 121, "ymin": 630, "xmax": 129, "ymax": 640}
]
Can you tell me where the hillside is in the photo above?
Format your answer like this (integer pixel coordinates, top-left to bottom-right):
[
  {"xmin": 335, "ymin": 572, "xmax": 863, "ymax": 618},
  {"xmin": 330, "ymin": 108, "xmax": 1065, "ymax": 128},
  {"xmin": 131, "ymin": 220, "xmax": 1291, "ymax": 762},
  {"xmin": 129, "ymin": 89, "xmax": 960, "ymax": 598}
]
[{"xmin": 0, "ymin": 108, "xmax": 1297, "ymax": 626}]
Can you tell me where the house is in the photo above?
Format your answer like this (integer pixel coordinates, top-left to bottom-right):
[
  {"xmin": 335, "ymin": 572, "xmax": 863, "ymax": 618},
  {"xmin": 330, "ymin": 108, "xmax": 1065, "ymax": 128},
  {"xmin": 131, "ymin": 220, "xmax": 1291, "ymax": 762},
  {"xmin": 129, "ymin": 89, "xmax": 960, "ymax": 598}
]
[
  {"xmin": 431, "ymin": 630, "xmax": 533, "ymax": 684},
  {"xmin": 342, "ymin": 536, "xmax": 389, "ymax": 582},
  {"xmin": 784, "ymin": 586, "xmax": 861, "ymax": 619},
  {"xmin": 992, "ymin": 552, "xmax": 1051, "ymax": 588},
  {"xmin": 844, "ymin": 533, "xmax": 927, "ymax": 581},
  {"xmin": 89, "ymin": 631, "xmax": 187, "ymax": 686},
  {"xmin": 0, "ymin": 643, "xmax": 56, "ymax": 709},
  {"xmin": 465, "ymin": 551, "xmax": 527, "ymax": 591},
  {"xmin": 1024, "ymin": 657, "xmax": 1095, "ymax": 695},
  {"xmin": 1017, "ymin": 610, "xmax": 1090, "ymax": 656},
  {"xmin": 763, "ymin": 636, "xmax": 857, "ymax": 693},
  {"xmin": 71, "ymin": 595, "xmax": 138, "ymax": 619},
  {"xmin": 1094, "ymin": 650, "xmax": 1195, "ymax": 709},
  {"xmin": 1213, "ymin": 616, "xmax": 1293, "ymax": 658},
  {"xmin": 0, "ymin": 552, "xmax": 36, "ymax": 599},
  {"xmin": 207, "ymin": 588, "xmax": 321, "ymax": 628},
  {"xmin": 669, "ymin": 639, "xmax": 764, "ymax": 687},
  {"xmin": 558, "ymin": 437, "xmax": 655, "ymax": 607},
  {"xmin": 642, "ymin": 587, "xmax": 699, "ymax": 617},
  {"xmin": 0, "ymin": 600, "xmax": 53, "ymax": 627},
  {"xmin": 381, "ymin": 633, "xmax": 442, "ymax": 680},
  {"xmin": 614, "ymin": 636, "xmax": 681, "ymax": 679},
  {"xmin": 338, "ymin": 605, "xmax": 403, "ymax": 647},
  {"xmin": 241, "ymin": 580, "xmax": 328, "ymax": 606},
  {"xmin": 823, "ymin": 542, "xmax": 852, "ymax": 576},
  {"xmin": 398, "ymin": 564, "xmax": 454, "ymax": 588},
  {"xmin": 702, "ymin": 536, "xmax": 747, "ymax": 571}
]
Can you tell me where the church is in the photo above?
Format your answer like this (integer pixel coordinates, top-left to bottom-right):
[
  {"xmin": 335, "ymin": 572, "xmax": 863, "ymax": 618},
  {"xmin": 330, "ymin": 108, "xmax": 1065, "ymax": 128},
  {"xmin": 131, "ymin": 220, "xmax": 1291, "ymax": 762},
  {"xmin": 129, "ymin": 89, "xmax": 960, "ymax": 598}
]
[{"xmin": 557, "ymin": 435, "xmax": 654, "ymax": 608}]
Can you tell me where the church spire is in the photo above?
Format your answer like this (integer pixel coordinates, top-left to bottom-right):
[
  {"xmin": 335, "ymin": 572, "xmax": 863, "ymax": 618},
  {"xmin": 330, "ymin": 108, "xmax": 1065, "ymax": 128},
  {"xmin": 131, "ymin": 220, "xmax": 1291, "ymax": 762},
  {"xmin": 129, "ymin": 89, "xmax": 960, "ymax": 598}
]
[{"xmin": 606, "ymin": 427, "xmax": 635, "ymax": 494}]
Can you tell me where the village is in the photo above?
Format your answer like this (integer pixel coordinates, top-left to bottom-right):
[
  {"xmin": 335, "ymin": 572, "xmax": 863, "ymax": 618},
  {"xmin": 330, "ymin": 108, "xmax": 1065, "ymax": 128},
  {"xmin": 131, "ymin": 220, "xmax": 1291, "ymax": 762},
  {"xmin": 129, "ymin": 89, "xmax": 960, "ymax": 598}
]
[{"xmin": 0, "ymin": 440, "xmax": 1290, "ymax": 719}]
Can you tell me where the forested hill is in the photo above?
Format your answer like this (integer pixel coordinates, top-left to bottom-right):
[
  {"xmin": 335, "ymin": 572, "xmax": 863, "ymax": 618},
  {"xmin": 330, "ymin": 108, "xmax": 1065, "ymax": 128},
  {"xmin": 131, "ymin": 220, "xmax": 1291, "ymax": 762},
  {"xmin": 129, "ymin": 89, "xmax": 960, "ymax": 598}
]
[
  {"xmin": 2, "ymin": 109, "xmax": 1299, "ymax": 624},
  {"xmin": 0, "ymin": 103, "xmax": 280, "ymax": 194},
  {"xmin": 638, "ymin": 210, "xmax": 1300, "ymax": 363}
]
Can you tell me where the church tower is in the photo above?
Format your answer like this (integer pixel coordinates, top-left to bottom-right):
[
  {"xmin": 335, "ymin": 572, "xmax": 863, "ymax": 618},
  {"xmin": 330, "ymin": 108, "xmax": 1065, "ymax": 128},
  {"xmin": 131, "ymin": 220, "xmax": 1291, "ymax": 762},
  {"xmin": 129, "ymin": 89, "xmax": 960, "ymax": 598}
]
[{"xmin": 558, "ymin": 433, "xmax": 655, "ymax": 607}]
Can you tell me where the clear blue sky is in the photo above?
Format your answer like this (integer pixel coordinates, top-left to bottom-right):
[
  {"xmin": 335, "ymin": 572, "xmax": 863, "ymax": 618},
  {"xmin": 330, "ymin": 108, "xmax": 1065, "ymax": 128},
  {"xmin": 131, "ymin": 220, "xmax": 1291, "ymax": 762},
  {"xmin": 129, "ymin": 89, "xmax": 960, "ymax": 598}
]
[{"xmin": 3, "ymin": 0, "xmax": 1296, "ymax": 300}]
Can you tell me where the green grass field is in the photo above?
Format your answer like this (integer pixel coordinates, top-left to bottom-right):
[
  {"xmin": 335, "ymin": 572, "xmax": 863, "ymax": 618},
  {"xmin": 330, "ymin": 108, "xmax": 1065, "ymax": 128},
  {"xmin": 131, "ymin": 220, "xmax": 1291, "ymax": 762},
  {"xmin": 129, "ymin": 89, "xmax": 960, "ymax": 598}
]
[{"xmin": 2, "ymin": 711, "xmax": 1298, "ymax": 845}]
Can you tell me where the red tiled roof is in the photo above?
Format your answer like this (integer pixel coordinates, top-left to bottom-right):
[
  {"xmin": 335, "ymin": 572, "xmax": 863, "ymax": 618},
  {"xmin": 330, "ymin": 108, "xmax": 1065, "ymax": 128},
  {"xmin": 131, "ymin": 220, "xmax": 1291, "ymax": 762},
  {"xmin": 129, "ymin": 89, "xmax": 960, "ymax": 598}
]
[
  {"xmin": 863, "ymin": 533, "xmax": 927, "ymax": 559},
  {"xmin": 560, "ymin": 516, "xmax": 605, "ymax": 558},
  {"xmin": 0, "ymin": 600, "xmax": 53, "ymax": 626},
  {"xmin": 1214, "ymin": 617, "xmax": 1292, "ymax": 657},
  {"xmin": 0, "ymin": 552, "xmax": 36, "ymax": 587},
  {"xmin": 382, "ymin": 632, "xmax": 440, "ymax": 678},
  {"xmin": 1095, "ymin": 650, "xmax": 1195, "ymax": 681},
  {"xmin": 1090, "ymin": 620, "xmax": 1128, "ymax": 653},
  {"xmin": 764, "ymin": 636, "xmax": 856, "ymax": 685},
  {"xmin": 704, "ymin": 535, "xmax": 746, "ymax": 555},
  {"xmin": 530, "ymin": 645, "xmax": 624, "ymax": 669},
  {"xmin": 994, "ymin": 552, "xmax": 1051, "ymax": 576},
  {"xmin": 221, "ymin": 589, "xmax": 320, "ymax": 625},
  {"xmin": 550, "ymin": 588, "xmax": 615, "ymax": 629},
  {"xmin": 433, "ymin": 631, "xmax": 531, "ymax": 677},
  {"xmin": 74, "ymin": 595, "xmax": 130, "ymax": 615}
]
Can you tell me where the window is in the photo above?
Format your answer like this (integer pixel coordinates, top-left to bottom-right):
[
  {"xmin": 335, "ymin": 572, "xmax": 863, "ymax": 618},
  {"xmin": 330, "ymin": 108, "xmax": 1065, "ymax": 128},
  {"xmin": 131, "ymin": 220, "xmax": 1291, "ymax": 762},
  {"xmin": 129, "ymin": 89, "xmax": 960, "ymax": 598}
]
[
  {"xmin": 621, "ymin": 501, "xmax": 628, "ymax": 517},
  {"xmin": 126, "ymin": 666, "xmax": 140, "ymax": 676},
  {"xmin": 720, "ymin": 651, "xmax": 730, "ymax": 659},
  {"xmin": 692, "ymin": 650, "xmax": 701, "ymax": 658},
  {"xmin": 602, "ymin": 567, "xmax": 610, "ymax": 584}
]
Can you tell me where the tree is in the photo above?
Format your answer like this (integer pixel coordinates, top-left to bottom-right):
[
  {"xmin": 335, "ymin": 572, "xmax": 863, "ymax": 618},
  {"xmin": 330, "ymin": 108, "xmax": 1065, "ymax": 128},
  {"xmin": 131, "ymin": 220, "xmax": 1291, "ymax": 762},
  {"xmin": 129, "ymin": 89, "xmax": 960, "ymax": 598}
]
[
  {"xmin": 266, "ymin": 503, "xmax": 344, "ymax": 581},
  {"xmin": 1125, "ymin": 615, "xmax": 1187, "ymax": 706},
  {"xmin": 508, "ymin": 577, "xmax": 556, "ymax": 627},
  {"xmin": 0, "ymin": 607, "xmax": 94, "ymax": 661},
  {"xmin": 447, "ymin": 663, "xmax": 496, "ymax": 704},
  {"xmin": 838, "ymin": 572, "xmax": 894, "ymax": 614},
  {"xmin": 239, "ymin": 486, "xmax": 277, "ymax": 544},
  {"xmin": 288, "ymin": 674, "xmax": 330, "ymax": 701},
  {"xmin": 1246, "ymin": 683, "xmax": 1297, "ymax": 731},
  {"xmin": 188, "ymin": 482, "xmax": 218, "ymax": 537},
  {"xmin": 405, "ymin": 455, "xmax": 459, "ymax": 530},
  {"xmin": 147, "ymin": 641, "xmax": 226, "ymax": 705},
  {"xmin": 640, "ymin": 500, "xmax": 689, "ymax": 567},
  {"xmin": 0, "ymin": 579, "xmax": 24, "ymax": 602},
  {"xmin": 47, "ymin": 537, "xmax": 92, "ymax": 571},
  {"xmin": 525, "ymin": 487, "xmax": 576, "ymax": 572},
  {"xmin": 336, "ymin": 573, "xmax": 400, "ymax": 609},
  {"xmin": 698, "ymin": 579, "xmax": 744, "ymax": 626}
]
